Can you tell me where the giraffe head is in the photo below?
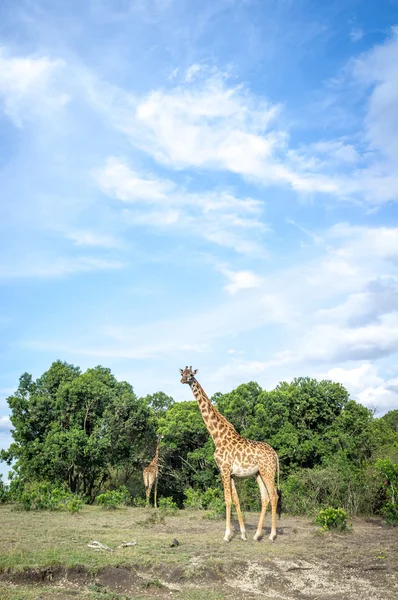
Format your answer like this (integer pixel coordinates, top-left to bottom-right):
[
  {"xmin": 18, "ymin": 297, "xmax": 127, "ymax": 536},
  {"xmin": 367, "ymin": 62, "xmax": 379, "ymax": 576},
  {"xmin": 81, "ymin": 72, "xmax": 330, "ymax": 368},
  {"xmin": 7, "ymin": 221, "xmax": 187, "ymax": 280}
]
[{"xmin": 179, "ymin": 365, "xmax": 198, "ymax": 384}]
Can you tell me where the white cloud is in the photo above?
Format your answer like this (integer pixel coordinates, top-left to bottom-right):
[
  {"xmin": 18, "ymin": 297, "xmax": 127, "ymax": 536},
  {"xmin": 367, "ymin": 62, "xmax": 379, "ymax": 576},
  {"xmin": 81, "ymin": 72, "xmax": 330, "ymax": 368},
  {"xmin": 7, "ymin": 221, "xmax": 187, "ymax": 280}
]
[
  {"xmin": 0, "ymin": 48, "xmax": 68, "ymax": 126},
  {"xmin": 220, "ymin": 268, "xmax": 263, "ymax": 294},
  {"xmin": 0, "ymin": 416, "xmax": 12, "ymax": 431},
  {"xmin": 94, "ymin": 157, "xmax": 267, "ymax": 254},
  {"xmin": 324, "ymin": 364, "xmax": 398, "ymax": 414},
  {"xmin": 353, "ymin": 26, "xmax": 398, "ymax": 166},
  {"xmin": 0, "ymin": 256, "xmax": 125, "ymax": 280},
  {"xmin": 66, "ymin": 230, "xmax": 122, "ymax": 248}
]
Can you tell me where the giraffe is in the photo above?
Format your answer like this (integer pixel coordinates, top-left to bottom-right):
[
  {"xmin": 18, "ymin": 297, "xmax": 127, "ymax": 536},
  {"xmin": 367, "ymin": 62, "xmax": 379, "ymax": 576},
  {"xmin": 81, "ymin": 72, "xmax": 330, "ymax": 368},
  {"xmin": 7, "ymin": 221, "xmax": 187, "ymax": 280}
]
[
  {"xmin": 180, "ymin": 366, "xmax": 281, "ymax": 542},
  {"xmin": 143, "ymin": 435, "xmax": 163, "ymax": 508}
]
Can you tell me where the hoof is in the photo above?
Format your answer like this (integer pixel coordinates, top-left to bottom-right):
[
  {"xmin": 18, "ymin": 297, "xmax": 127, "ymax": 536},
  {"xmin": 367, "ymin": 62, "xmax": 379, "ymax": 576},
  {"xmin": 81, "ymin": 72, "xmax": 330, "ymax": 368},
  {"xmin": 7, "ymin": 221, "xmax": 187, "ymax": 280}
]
[
  {"xmin": 268, "ymin": 534, "xmax": 276, "ymax": 542},
  {"xmin": 241, "ymin": 534, "xmax": 248, "ymax": 541},
  {"xmin": 223, "ymin": 536, "xmax": 231, "ymax": 542},
  {"xmin": 253, "ymin": 534, "xmax": 262, "ymax": 542}
]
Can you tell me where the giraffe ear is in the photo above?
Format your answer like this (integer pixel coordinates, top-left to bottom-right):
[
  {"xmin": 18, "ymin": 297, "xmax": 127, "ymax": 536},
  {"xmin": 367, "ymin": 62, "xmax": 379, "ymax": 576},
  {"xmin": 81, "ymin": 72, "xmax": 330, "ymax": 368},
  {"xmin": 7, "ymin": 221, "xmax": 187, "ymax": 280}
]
[
  {"xmin": 179, "ymin": 368, "xmax": 183, "ymax": 374},
  {"xmin": 193, "ymin": 369, "xmax": 198, "ymax": 375}
]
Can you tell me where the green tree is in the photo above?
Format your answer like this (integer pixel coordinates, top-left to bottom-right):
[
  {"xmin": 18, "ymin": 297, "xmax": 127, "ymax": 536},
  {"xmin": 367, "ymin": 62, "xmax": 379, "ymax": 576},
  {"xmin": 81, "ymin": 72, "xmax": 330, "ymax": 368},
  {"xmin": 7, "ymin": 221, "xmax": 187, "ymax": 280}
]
[
  {"xmin": 1, "ymin": 362, "xmax": 154, "ymax": 501},
  {"xmin": 156, "ymin": 401, "xmax": 216, "ymax": 504},
  {"xmin": 143, "ymin": 391, "xmax": 175, "ymax": 417}
]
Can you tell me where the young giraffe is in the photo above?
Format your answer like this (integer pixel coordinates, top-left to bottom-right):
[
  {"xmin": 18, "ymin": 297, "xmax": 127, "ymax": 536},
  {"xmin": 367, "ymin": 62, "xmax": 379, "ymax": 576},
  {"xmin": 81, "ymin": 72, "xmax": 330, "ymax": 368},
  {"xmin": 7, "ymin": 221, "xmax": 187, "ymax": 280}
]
[
  {"xmin": 180, "ymin": 366, "xmax": 281, "ymax": 542},
  {"xmin": 143, "ymin": 435, "xmax": 162, "ymax": 508}
]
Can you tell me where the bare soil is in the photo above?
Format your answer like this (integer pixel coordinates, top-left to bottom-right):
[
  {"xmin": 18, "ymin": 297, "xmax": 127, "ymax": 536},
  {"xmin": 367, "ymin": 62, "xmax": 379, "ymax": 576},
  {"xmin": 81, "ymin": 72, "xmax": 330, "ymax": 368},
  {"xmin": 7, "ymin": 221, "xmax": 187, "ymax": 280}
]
[{"xmin": 0, "ymin": 506, "xmax": 397, "ymax": 599}]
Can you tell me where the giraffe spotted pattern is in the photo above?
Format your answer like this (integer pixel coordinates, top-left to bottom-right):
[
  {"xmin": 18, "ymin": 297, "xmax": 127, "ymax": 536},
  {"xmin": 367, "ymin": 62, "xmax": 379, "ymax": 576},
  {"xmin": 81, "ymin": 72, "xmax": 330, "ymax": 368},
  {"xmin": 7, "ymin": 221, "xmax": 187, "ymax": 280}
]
[{"xmin": 180, "ymin": 366, "xmax": 281, "ymax": 543}]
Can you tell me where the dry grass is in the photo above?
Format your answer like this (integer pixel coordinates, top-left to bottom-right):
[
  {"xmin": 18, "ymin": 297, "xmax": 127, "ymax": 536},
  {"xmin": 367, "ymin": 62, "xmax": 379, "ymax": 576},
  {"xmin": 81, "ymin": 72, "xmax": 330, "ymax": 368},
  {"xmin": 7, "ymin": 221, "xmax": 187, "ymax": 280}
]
[{"xmin": 0, "ymin": 505, "xmax": 397, "ymax": 600}]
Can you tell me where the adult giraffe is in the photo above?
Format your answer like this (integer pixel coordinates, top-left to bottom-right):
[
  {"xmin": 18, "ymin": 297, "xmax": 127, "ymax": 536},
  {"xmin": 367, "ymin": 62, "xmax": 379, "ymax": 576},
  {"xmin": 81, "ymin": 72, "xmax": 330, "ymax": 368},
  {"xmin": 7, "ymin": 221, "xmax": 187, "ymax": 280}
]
[
  {"xmin": 143, "ymin": 435, "xmax": 162, "ymax": 508},
  {"xmin": 180, "ymin": 366, "xmax": 281, "ymax": 542}
]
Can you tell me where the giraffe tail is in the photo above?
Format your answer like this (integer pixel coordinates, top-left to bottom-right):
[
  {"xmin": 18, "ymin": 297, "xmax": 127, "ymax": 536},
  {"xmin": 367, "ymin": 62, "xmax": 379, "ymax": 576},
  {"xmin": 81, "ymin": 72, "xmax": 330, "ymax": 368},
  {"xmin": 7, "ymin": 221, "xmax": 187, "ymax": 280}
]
[{"xmin": 276, "ymin": 454, "xmax": 282, "ymax": 519}]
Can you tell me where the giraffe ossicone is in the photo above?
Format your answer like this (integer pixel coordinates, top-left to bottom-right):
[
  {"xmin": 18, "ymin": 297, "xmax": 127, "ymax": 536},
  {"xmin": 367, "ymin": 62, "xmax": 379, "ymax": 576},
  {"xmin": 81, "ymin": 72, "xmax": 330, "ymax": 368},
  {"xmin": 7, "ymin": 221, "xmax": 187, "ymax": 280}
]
[{"xmin": 180, "ymin": 366, "xmax": 281, "ymax": 543}]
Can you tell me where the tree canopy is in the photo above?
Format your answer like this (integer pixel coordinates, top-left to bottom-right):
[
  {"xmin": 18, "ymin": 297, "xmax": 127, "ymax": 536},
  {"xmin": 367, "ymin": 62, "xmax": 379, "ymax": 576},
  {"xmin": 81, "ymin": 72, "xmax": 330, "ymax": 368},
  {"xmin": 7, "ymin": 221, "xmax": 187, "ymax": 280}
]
[{"xmin": 1, "ymin": 361, "xmax": 397, "ymax": 514}]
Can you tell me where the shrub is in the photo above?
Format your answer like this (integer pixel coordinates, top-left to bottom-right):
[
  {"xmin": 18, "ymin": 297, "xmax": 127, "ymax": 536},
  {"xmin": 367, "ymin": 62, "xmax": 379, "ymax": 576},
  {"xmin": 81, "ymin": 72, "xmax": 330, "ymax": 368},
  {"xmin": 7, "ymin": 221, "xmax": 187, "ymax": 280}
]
[
  {"xmin": 374, "ymin": 458, "xmax": 398, "ymax": 525},
  {"xmin": 184, "ymin": 488, "xmax": 204, "ymax": 510},
  {"xmin": 315, "ymin": 507, "xmax": 348, "ymax": 531},
  {"xmin": 15, "ymin": 481, "xmax": 83, "ymax": 512},
  {"xmin": 183, "ymin": 487, "xmax": 224, "ymax": 513},
  {"xmin": 132, "ymin": 496, "xmax": 147, "ymax": 507},
  {"xmin": 158, "ymin": 496, "xmax": 179, "ymax": 514},
  {"xmin": 282, "ymin": 464, "xmax": 376, "ymax": 516},
  {"xmin": 97, "ymin": 486, "xmax": 130, "ymax": 510},
  {"xmin": 0, "ymin": 476, "xmax": 8, "ymax": 504},
  {"xmin": 66, "ymin": 497, "xmax": 84, "ymax": 514}
]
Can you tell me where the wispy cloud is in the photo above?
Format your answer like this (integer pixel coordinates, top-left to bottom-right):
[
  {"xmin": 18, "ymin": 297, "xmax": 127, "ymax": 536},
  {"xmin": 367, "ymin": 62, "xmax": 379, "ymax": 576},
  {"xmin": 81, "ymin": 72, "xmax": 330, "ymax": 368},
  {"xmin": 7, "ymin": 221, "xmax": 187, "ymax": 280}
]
[
  {"xmin": 0, "ymin": 47, "xmax": 68, "ymax": 126},
  {"xmin": 0, "ymin": 256, "xmax": 125, "ymax": 280},
  {"xmin": 94, "ymin": 157, "xmax": 268, "ymax": 254}
]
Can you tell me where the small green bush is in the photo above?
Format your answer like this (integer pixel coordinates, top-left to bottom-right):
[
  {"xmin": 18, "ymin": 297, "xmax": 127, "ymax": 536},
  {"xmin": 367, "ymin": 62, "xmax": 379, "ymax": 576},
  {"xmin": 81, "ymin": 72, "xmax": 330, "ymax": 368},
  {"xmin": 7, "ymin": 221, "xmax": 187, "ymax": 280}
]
[
  {"xmin": 315, "ymin": 507, "xmax": 348, "ymax": 531},
  {"xmin": 183, "ymin": 487, "xmax": 225, "ymax": 517},
  {"xmin": 0, "ymin": 476, "xmax": 8, "ymax": 504},
  {"xmin": 158, "ymin": 496, "xmax": 179, "ymax": 514},
  {"xmin": 15, "ymin": 481, "xmax": 83, "ymax": 512},
  {"xmin": 66, "ymin": 497, "xmax": 84, "ymax": 513},
  {"xmin": 184, "ymin": 488, "xmax": 204, "ymax": 510},
  {"xmin": 374, "ymin": 458, "xmax": 398, "ymax": 525},
  {"xmin": 132, "ymin": 496, "xmax": 147, "ymax": 507},
  {"xmin": 97, "ymin": 486, "xmax": 130, "ymax": 510}
]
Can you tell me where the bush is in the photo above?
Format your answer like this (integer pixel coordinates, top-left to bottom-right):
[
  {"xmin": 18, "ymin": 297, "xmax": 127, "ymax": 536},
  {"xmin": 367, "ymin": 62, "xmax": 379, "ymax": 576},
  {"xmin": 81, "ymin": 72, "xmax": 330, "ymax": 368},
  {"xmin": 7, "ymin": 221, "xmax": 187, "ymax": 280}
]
[
  {"xmin": 97, "ymin": 486, "xmax": 130, "ymax": 510},
  {"xmin": 315, "ymin": 507, "xmax": 348, "ymax": 531},
  {"xmin": 374, "ymin": 458, "xmax": 398, "ymax": 525},
  {"xmin": 282, "ymin": 464, "xmax": 376, "ymax": 516},
  {"xmin": 184, "ymin": 487, "xmax": 225, "ymax": 519},
  {"xmin": 184, "ymin": 488, "xmax": 204, "ymax": 510},
  {"xmin": 0, "ymin": 476, "xmax": 8, "ymax": 504},
  {"xmin": 158, "ymin": 496, "xmax": 179, "ymax": 514},
  {"xmin": 15, "ymin": 481, "xmax": 83, "ymax": 512},
  {"xmin": 132, "ymin": 496, "xmax": 147, "ymax": 507},
  {"xmin": 66, "ymin": 497, "xmax": 84, "ymax": 513}
]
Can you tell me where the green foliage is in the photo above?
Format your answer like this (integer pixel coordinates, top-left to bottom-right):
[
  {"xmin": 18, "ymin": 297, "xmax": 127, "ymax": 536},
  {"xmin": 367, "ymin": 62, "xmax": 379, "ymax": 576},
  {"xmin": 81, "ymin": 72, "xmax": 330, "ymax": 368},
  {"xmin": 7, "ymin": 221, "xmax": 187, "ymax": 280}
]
[
  {"xmin": 143, "ymin": 391, "xmax": 175, "ymax": 418},
  {"xmin": 374, "ymin": 458, "xmax": 398, "ymax": 525},
  {"xmin": 184, "ymin": 488, "xmax": 204, "ymax": 510},
  {"xmin": 3, "ymin": 361, "xmax": 155, "ymax": 501},
  {"xmin": 184, "ymin": 487, "xmax": 225, "ymax": 518},
  {"xmin": 0, "ymin": 475, "xmax": 8, "ymax": 503},
  {"xmin": 14, "ymin": 481, "xmax": 83, "ymax": 512},
  {"xmin": 158, "ymin": 496, "xmax": 179, "ymax": 514},
  {"xmin": 2, "ymin": 362, "xmax": 398, "ymax": 522},
  {"xmin": 315, "ymin": 507, "xmax": 348, "ymax": 531},
  {"xmin": 132, "ymin": 496, "xmax": 147, "ymax": 507},
  {"xmin": 66, "ymin": 496, "xmax": 84, "ymax": 513},
  {"xmin": 97, "ymin": 486, "xmax": 130, "ymax": 510},
  {"xmin": 281, "ymin": 458, "xmax": 381, "ymax": 516}
]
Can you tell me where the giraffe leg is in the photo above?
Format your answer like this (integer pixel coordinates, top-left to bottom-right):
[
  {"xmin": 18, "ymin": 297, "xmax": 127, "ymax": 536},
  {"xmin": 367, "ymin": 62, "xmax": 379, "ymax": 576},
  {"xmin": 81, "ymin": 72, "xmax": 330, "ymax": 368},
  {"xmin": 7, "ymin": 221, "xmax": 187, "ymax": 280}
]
[
  {"xmin": 221, "ymin": 471, "xmax": 233, "ymax": 542},
  {"xmin": 145, "ymin": 483, "xmax": 152, "ymax": 507},
  {"xmin": 269, "ymin": 485, "xmax": 278, "ymax": 541},
  {"xmin": 154, "ymin": 477, "xmax": 158, "ymax": 509},
  {"xmin": 230, "ymin": 478, "xmax": 247, "ymax": 540},
  {"xmin": 253, "ymin": 474, "xmax": 269, "ymax": 541},
  {"xmin": 259, "ymin": 471, "xmax": 278, "ymax": 541}
]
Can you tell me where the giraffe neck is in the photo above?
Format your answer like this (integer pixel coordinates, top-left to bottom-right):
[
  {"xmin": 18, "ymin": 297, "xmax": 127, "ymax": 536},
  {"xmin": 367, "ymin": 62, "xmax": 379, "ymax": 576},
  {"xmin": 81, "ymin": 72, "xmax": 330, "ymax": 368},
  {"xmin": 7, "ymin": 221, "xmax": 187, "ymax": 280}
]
[
  {"xmin": 189, "ymin": 378, "xmax": 236, "ymax": 445},
  {"xmin": 151, "ymin": 442, "xmax": 160, "ymax": 468}
]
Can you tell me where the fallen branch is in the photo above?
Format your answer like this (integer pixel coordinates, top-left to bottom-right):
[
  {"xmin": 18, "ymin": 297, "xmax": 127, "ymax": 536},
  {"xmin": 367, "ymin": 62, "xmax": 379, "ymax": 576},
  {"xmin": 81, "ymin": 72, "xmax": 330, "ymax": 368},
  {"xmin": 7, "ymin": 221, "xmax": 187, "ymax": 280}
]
[
  {"xmin": 117, "ymin": 541, "xmax": 137, "ymax": 548},
  {"xmin": 87, "ymin": 540, "xmax": 112, "ymax": 552}
]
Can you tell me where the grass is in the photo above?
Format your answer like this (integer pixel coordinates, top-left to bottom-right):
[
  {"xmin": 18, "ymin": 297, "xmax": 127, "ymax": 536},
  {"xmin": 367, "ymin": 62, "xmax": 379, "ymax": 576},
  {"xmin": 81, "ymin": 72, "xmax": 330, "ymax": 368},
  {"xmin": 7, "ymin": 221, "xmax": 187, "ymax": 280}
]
[
  {"xmin": 0, "ymin": 504, "xmax": 291, "ymax": 573},
  {"xmin": 0, "ymin": 505, "xmax": 397, "ymax": 600}
]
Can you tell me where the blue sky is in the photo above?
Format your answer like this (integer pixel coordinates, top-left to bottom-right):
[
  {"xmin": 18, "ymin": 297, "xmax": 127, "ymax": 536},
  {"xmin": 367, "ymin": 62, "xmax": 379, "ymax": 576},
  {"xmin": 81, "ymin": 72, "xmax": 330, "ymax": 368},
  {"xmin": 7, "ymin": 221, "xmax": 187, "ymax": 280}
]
[{"xmin": 1, "ymin": 0, "xmax": 398, "ymax": 479}]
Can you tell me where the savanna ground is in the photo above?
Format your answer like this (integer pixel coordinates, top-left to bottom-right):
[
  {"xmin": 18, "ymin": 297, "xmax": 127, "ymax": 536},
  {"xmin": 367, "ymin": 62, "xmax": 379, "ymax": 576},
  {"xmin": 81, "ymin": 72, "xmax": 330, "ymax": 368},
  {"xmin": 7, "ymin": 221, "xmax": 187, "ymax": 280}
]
[{"xmin": 0, "ymin": 505, "xmax": 397, "ymax": 600}]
